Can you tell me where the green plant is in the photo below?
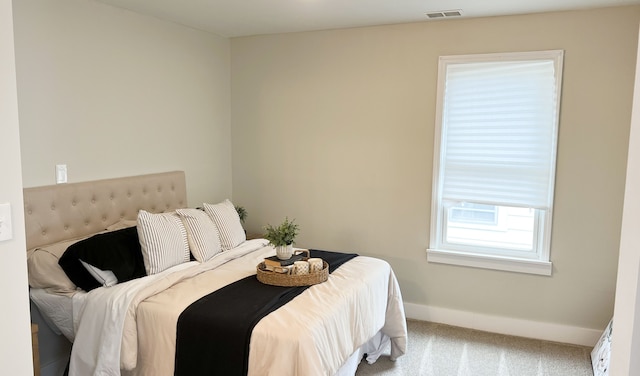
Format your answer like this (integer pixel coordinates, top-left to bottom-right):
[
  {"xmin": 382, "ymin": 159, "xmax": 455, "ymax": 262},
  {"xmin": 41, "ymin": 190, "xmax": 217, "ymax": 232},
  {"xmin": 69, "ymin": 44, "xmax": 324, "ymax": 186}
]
[
  {"xmin": 263, "ymin": 217, "xmax": 299, "ymax": 247},
  {"xmin": 235, "ymin": 205, "xmax": 248, "ymax": 223}
]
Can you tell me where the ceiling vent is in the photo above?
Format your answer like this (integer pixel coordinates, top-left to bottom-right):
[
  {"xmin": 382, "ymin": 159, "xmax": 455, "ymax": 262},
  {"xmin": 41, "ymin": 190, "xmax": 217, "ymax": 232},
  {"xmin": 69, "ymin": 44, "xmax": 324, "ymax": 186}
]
[{"xmin": 426, "ymin": 9, "xmax": 463, "ymax": 19}]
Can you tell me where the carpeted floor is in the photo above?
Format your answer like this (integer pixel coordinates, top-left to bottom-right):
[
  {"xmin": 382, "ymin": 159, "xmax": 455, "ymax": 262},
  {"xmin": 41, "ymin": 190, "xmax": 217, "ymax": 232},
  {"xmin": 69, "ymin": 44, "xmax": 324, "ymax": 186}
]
[{"xmin": 356, "ymin": 320, "xmax": 594, "ymax": 376}]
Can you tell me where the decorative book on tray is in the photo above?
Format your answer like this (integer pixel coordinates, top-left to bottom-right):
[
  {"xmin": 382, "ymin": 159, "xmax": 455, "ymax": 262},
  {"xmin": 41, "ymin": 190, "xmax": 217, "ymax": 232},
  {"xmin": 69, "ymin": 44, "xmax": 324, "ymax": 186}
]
[{"xmin": 263, "ymin": 253, "xmax": 306, "ymax": 268}]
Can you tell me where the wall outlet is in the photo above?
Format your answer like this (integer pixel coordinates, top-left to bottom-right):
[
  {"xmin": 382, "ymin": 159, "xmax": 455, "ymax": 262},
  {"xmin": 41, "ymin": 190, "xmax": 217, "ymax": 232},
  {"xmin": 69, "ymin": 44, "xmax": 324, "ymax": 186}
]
[
  {"xmin": 0, "ymin": 203, "xmax": 12, "ymax": 242},
  {"xmin": 56, "ymin": 164, "xmax": 67, "ymax": 184}
]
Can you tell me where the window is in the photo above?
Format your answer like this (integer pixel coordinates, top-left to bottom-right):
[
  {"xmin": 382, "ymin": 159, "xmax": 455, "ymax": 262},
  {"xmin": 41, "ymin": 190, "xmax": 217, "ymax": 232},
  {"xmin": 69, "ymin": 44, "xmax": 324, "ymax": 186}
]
[
  {"xmin": 449, "ymin": 202, "xmax": 498, "ymax": 225},
  {"xmin": 428, "ymin": 50, "xmax": 563, "ymax": 276}
]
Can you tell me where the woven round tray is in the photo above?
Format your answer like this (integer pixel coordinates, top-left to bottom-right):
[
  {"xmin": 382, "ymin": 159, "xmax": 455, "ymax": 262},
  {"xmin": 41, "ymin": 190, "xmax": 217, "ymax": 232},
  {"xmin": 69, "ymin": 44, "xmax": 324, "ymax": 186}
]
[{"xmin": 257, "ymin": 260, "xmax": 329, "ymax": 287}]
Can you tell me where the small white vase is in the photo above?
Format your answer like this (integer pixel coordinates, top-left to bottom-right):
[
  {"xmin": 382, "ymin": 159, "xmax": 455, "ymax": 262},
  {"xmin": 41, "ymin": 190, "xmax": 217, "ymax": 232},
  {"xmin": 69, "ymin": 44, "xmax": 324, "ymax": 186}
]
[{"xmin": 276, "ymin": 244, "xmax": 294, "ymax": 260}]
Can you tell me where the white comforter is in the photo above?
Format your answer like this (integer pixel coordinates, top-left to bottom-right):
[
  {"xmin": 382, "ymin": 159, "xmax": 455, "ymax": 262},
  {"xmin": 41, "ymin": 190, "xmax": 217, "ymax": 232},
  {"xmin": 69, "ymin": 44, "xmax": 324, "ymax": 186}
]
[{"xmin": 70, "ymin": 239, "xmax": 407, "ymax": 376}]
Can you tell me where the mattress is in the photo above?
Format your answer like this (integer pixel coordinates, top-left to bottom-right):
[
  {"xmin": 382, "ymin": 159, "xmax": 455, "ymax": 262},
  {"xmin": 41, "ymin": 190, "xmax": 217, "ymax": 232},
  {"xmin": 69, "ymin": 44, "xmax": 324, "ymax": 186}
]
[{"xmin": 29, "ymin": 287, "xmax": 75, "ymax": 341}]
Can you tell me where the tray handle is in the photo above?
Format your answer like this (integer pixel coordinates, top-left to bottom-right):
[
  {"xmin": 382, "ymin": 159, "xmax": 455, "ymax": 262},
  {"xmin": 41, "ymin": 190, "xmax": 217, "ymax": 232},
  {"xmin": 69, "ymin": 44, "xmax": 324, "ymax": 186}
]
[{"xmin": 294, "ymin": 249, "xmax": 310, "ymax": 258}]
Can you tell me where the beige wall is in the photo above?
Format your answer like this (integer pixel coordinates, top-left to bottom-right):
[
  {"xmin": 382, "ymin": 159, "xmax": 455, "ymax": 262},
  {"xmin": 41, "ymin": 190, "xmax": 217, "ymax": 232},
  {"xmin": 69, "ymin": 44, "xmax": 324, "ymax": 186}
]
[
  {"xmin": 13, "ymin": 0, "xmax": 232, "ymax": 207},
  {"xmin": 1, "ymin": 0, "xmax": 33, "ymax": 374},
  {"xmin": 231, "ymin": 6, "xmax": 640, "ymax": 331}
]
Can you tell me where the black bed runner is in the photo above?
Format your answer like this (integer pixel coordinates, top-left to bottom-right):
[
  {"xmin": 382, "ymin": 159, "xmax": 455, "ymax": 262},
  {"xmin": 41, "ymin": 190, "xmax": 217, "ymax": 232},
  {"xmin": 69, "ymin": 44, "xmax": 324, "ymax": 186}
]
[{"xmin": 174, "ymin": 250, "xmax": 358, "ymax": 376}]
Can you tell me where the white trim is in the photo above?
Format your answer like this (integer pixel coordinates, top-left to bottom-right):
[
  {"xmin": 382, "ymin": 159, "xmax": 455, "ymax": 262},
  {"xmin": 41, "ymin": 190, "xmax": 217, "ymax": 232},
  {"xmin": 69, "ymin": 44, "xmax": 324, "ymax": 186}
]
[
  {"xmin": 427, "ymin": 248, "xmax": 552, "ymax": 276},
  {"xmin": 404, "ymin": 302, "xmax": 602, "ymax": 347},
  {"xmin": 439, "ymin": 49, "xmax": 565, "ymax": 64}
]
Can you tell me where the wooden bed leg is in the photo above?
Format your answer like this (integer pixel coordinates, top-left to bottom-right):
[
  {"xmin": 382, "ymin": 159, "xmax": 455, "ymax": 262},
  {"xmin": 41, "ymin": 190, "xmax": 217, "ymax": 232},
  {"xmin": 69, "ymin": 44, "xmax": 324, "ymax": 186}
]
[{"xmin": 31, "ymin": 323, "xmax": 40, "ymax": 376}]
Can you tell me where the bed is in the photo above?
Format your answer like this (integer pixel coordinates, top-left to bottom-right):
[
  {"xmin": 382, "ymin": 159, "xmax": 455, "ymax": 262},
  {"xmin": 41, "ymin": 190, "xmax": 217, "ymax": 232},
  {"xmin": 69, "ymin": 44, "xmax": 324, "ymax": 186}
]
[{"xmin": 24, "ymin": 171, "xmax": 407, "ymax": 376}]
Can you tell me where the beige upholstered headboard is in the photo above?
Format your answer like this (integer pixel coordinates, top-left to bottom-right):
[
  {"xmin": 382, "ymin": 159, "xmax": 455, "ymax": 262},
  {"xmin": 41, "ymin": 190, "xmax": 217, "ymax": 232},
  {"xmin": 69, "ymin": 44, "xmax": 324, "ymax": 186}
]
[{"xmin": 23, "ymin": 171, "xmax": 187, "ymax": 250}]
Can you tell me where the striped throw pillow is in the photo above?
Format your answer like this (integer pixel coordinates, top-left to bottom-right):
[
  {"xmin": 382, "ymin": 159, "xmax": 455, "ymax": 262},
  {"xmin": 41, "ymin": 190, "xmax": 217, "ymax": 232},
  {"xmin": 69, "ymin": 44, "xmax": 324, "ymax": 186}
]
[
  {"xmin": 203, "ymin": 200, "xmax": 246, "ymax": 250},
  {"xmin": 176, "ymin": 208, "xmax": 222, "ymax": 262},
  {"xmin": 136, "ymin": 210, "xmax": 190, "ymax": 275}
]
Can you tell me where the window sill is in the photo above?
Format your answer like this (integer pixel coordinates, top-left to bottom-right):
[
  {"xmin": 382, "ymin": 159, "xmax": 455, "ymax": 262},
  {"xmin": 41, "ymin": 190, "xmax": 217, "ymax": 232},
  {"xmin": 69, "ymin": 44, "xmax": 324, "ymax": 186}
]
[{"xmin": 426, "ymin": 248, "xmax": 552, "ymax": 276}]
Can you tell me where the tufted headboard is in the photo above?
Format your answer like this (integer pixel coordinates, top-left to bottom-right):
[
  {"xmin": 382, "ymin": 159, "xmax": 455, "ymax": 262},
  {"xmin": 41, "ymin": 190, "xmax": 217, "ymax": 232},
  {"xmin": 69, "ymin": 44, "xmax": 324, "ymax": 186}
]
[{"xmin": 23, "ymin": 171, "xmax": 187, "ymax": 251}]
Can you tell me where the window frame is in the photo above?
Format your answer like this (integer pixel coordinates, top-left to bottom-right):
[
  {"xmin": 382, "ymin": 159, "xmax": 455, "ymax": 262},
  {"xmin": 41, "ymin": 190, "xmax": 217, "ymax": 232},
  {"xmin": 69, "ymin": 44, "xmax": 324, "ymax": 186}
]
[{"xmin": 428, "ymin": 50, "xmax": 563, "ymax": 276}]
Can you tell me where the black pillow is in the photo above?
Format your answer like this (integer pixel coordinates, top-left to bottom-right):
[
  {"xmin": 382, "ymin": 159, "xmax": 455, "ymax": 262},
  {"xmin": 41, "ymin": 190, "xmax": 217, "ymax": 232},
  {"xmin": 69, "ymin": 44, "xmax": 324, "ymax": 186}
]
[{"xmin": 58, "ymin": 226, "xmax": 147, "ymax": 291}]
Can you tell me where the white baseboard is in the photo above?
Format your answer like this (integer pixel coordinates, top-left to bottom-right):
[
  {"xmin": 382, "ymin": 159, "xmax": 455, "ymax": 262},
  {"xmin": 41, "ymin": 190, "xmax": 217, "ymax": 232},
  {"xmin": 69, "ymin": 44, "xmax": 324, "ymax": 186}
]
[{"xmin": 404, "ymin": 302, "xmax": 602, "ymax": 347}]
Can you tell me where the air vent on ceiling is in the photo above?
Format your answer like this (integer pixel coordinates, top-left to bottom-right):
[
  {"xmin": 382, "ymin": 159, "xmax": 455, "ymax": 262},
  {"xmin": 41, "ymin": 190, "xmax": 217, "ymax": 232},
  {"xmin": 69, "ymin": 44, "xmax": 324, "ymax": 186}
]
[{"xmin": 426, "ymin": 9, "xmax": 463, "ymax": 19}]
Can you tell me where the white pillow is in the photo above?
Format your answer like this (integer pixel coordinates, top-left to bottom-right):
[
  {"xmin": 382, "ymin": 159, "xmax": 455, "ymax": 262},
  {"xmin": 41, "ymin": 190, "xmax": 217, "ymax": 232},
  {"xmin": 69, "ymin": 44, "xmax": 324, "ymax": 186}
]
[
  {"xmin": 80, "ymin": 260, "xmax": 118, "ymax": 287},
  {"xmin": 136, "ymin": 210, "xmax": 190, "ymax": 275},
  {"xmin": 203, "ymin": 199, "xmax": 246, "ymax": 250},
  {"xmin": 176, "ymin": 208, "xmax": 222, "ymax": 262}
]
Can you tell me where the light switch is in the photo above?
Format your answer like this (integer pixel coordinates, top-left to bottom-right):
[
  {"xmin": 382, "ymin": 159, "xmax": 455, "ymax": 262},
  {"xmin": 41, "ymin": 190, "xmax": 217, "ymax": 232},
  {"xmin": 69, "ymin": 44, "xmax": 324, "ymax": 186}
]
[
  {"xmin": 0, "ymin": 203, "xmax": 12, "ymax": 242},
  {"xmin": 56, "ymin": 164, "xmax": 67, "ymax": 184}
]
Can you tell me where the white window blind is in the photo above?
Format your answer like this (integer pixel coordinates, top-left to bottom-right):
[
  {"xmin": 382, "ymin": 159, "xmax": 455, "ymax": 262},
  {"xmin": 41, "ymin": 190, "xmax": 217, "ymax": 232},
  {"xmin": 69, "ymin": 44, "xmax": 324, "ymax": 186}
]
[
  {"xmin": 441, "ymin": 59, "xmax": 559, "ymax": 209},
  {"xmin": 429, "ymin": 50, "xmax": 563, "ymax": 275}
]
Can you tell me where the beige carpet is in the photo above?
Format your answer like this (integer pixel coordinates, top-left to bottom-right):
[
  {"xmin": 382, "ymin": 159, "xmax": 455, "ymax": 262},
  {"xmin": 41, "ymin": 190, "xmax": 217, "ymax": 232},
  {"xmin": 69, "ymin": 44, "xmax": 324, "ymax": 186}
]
[{"xmin": 356, "ymin": 320, "xmax": 594, "ymax": 376}]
